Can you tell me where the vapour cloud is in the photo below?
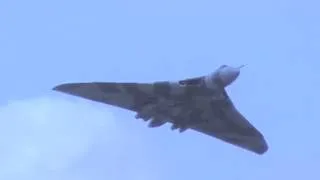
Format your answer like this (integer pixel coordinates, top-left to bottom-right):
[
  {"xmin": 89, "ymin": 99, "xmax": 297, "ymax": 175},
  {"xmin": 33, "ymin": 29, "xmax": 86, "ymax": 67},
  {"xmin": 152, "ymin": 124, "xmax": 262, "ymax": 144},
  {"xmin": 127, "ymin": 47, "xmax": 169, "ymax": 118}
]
[{"xmin": 0, "ymin": 97, "xmax": 120, "ymax": 179}]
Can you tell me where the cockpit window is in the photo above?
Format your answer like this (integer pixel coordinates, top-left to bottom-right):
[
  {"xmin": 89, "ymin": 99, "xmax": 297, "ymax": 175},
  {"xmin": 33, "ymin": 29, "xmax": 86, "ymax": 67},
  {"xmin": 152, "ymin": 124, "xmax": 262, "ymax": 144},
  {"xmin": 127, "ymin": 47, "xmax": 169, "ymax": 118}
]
[
  {"xmin": 219, "ymin": 65, "xmax": 227, "ymax": 69},
  {"xmin": 178, "ymin": 77, "xmax": 203, "ymax": 86}
]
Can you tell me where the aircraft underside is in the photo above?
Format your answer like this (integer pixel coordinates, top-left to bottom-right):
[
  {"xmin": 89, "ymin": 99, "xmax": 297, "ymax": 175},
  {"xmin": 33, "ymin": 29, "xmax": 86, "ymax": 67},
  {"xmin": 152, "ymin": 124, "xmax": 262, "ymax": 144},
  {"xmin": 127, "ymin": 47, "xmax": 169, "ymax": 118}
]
[{"xmin": 133, "ymin": 95, "xmax": 218, "ymax": 133}]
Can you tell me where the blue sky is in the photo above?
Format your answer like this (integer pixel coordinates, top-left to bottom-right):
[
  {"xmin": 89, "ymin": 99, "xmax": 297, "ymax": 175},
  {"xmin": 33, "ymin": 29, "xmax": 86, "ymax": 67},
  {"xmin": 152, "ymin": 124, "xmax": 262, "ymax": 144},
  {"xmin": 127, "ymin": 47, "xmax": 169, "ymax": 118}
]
[{"xmin": 1, "ymin": 0, "xmax": 320, "ymax": 179}]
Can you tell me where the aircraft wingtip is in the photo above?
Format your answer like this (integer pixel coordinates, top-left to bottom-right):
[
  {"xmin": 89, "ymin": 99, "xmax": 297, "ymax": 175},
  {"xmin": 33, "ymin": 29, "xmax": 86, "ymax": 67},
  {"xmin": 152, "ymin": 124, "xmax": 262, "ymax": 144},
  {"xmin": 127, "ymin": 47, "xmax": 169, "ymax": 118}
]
[
  {"xmin": 52, "ymin": 84, "xmax": 64, "ymax": 91},
  {"xmin": 52, "ymin": 83, "xmax": 74, "ymax": 92},
  {"xmin": 52, "ymin": 83, "xmax": 91, "ymax": 94},
  {"xmin": 52, "ymin": 85, "xmax": 59, "ymax": 91},
  {"xmin": 254, "ymin": 142, "xmax": 269, "ymax": 155}
]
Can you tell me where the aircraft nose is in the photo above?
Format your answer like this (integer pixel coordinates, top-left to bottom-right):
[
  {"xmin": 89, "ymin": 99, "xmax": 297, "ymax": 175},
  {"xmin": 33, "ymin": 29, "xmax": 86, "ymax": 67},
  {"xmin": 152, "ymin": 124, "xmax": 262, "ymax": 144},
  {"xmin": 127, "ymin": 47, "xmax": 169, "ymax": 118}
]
[{"xmin": 218, "ymin": 67, "xmax": 241, "ymax": 86}]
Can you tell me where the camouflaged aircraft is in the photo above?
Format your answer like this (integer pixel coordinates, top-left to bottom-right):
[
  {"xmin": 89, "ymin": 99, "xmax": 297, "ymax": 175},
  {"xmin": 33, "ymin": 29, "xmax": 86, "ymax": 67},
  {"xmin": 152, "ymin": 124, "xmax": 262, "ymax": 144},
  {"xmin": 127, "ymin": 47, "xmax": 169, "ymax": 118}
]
[{"xmin": 53, "ymin": 65, "xmax": 268, "ymax": 155}]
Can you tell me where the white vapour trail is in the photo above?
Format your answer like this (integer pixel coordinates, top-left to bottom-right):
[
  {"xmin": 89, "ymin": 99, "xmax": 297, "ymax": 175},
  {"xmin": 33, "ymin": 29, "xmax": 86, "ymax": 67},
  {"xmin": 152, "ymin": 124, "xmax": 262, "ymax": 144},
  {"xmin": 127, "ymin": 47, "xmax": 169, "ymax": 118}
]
[
  {"xmin": 0, "ymin": 97, "xmax": 119, "ymax": 179},
  {"xmin": 0, "ymin": 96, "xmax": 161, "ymax": 180}
]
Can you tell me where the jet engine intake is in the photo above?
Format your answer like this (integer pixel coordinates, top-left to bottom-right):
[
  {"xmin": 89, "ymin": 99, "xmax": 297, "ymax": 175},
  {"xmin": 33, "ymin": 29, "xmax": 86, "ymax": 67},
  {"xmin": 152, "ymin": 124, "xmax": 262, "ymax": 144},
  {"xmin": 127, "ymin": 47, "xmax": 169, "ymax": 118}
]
[
  {"xmin": 171, "ymin": 123, "xmax": 188, "ymax": 132},
  {"xmin": 148, "ymin": 118, "xmax": 166, "ymax": 127},
  {"xmin": 135, "ymin": 104, "xmax": 157, "ymax": 121}
]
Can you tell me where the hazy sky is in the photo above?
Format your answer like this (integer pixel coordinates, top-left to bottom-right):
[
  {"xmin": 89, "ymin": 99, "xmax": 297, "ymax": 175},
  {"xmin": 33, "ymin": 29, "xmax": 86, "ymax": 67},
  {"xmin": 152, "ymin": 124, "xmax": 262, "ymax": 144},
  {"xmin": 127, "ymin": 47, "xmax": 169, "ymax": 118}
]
[{"xmin": 1, "ymin": 0, "xmax": 320, "ymax": 179}]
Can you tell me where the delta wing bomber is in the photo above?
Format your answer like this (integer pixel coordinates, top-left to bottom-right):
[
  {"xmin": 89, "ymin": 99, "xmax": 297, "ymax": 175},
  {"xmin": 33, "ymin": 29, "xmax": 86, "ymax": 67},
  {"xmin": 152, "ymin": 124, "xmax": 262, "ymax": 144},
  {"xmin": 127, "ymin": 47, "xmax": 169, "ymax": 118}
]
[{"xmin": 53, "ymin": 65, "xmax": 268, "ymax": 155}]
